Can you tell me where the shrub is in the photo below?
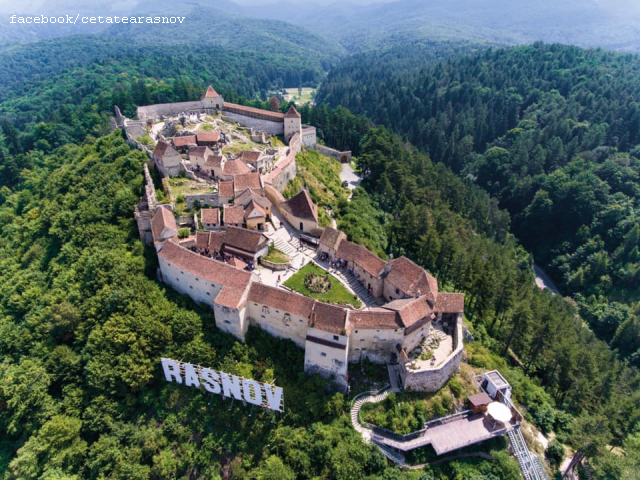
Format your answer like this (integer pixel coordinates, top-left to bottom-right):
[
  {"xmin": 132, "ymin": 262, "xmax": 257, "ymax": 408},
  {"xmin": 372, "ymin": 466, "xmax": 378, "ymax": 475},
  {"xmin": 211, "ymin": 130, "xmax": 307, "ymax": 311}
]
[
  {"xmin": 448, "ymin": 377, "xmax": 464, "ymax": 398},
  {"xmin": 178, "ymin": 228, "xmax": 190, "ymax": 239},
  {"xmin": 546, "ymin": 440, "xmax": 565, "ymax": 467}
]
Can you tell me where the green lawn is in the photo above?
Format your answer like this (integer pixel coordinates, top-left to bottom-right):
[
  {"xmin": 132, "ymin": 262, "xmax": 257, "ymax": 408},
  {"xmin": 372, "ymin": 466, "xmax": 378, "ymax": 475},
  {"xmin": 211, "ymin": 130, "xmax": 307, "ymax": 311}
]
[
  {"xmin": 263, "ymin": 248, "xmax": 289, "ymax": 264},
  {"xmin": 284, "ymin": 263, "xmax": 361, "ymax": 308}
]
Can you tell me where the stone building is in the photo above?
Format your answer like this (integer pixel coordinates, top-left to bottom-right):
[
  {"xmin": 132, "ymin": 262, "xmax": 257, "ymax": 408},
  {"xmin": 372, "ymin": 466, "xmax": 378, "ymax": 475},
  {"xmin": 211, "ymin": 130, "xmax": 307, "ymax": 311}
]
[{"xmin": 153, "ymin": 141, "xmax": 183, "ymax": 177}]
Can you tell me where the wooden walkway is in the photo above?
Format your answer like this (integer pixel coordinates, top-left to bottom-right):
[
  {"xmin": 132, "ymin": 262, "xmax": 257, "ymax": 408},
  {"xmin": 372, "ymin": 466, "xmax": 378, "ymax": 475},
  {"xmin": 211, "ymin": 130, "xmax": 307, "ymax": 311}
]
[{"xmin": 374, "ymin": 413, "xmax": 514, "ymax": 455}]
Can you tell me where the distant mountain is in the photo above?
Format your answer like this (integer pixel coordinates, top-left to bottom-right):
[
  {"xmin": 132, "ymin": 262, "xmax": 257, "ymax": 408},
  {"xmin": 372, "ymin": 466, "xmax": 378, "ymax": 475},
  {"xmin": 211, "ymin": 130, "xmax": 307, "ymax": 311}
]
[{"xmin": 243, "ymin": 0, "xmax": 640, "ymax": 52}]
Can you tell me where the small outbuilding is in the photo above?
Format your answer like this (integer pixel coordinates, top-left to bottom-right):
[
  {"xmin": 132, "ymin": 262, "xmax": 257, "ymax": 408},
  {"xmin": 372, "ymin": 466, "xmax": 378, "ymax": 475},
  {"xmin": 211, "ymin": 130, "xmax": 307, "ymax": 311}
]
[{"xmin": 468, "ymin": 392, "xmax": 493, "ymax": 414}]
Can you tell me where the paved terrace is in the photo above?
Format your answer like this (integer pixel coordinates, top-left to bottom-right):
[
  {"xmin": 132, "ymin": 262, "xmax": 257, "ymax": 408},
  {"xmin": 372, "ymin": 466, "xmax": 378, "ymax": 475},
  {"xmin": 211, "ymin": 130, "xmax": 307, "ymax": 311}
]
[{"xmin": 372, "ymin": 413, "xmax": 516, "ymax": 455}]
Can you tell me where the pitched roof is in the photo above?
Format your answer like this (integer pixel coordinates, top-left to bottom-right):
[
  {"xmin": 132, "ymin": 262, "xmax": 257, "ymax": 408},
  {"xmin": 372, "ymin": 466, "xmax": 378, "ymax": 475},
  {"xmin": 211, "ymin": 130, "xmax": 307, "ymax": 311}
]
[
  {"xmin": 283, "ymin": 189, "xmax": 317, "ymax": 222},
  {"xmin": 349, "ymin": 309, "xmax": 402, "ymax": 331},
  {"xmin": 203, "ymin": 86, "xmax": 221, "ymax": 98},
  {"xmin": 245, "ymin": 200, "xmax": 266, "ymax": 219},
  {"xmin": 223, "ymin": 226, "xmax": 268, "ymax": 254},
  {"xmin": 284, "ymin": 105, "xmax": 301, "ymax": 119},
  {"xmin": 386, "ymin": 256, "xmax": 438, "ymax": 302},
  {"xmin": 218, "ymin": 181, "xmax": 234, "ymax": 198},
  {"xmin": 235, "ymin": 189, "xmax": 272, "ymax": 209},
  {"xmin": 239, "ymin": 150, "xmax": 261, "ymax": 164},
  {"xmin": 434, "ymin": 292, "xmax": 465, "ymax": 313},
  {"xmin": 172, "ymin": 135, "xmax": 197, "ymax": 147},
  {"xmin": 233, "ymin": 173, "xmax": 262, "ymax": 192},
  {"xmin": 197, "ymin": 131, "xmax": 221, "ymax": 143},
  {"xmin": 223, "ymin": 102, "xmax": 285, "ymax": 121},
  {"xmin": 158, "ymin": 240, "xmax": 251, "ymax": 309},
  {"xmin": 153, "ymin": 140, "xmax": 170, "ymax": 157},
  {"xmin": 196, "ymin": 231, "xmax": 211, "ymax": 250},
  {"xmin": 248, "ymin": 283, "xmax": 315, "ymax": 319},
  {"xmin": 204, "ymin": 155, "xmax": 224, "ymax": 169},
  {"xmin": 319, "ymin": 227, "xmax": 345, "ymax": 252},
  {"xmin": 189, "ymin": 146, "xmax": 212, "ymax": 159},
  {"xmin": 310, "ymin": 302, "xmax": 348, "ymax": 335},
  {"xmin": 394, "ymin": 296, "xmax": 434, "ymax": 328},
  {"xmin": 228, "ymin": 257, "xmax": 248, "ymax": 270},
  {"xmin": 336, "ymin": 240, "xmax": 386, "ymax": 276},
  {"xmin": 222, "ymin": 159, "xmax": 251, "ymax": 177},
  {"xmin": 223, "ymin": 204, "xmax": 245, "ymax": 225},
  {"xmin": 201, "ymin": 208, "xmax": 220, "ymax": 226},
  {"xmin": 151, "ymin": 206, "xmax": 177, "ymax": 242}
]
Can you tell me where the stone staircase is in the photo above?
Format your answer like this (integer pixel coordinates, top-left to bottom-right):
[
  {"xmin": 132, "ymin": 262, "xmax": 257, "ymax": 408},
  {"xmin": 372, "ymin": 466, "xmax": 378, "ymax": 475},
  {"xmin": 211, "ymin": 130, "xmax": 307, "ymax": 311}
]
[
  {"xmin": 272, "ymin": 237, "xmax": 296, "ymax": 257},
  {"xmin": 330, "ymin": 267, "xmax": 377, "ymax": 306},
  {"xmin": 350, "ymin": 385, "xmax": 400, "ymax": 440}
]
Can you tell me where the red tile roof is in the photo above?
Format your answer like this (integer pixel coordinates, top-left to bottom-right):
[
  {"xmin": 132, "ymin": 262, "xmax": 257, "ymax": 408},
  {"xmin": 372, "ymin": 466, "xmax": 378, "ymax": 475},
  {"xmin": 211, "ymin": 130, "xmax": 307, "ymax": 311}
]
[
  {"xmin": 223, "ymin": 204, "xmax": 245, "ymax": 225},
  {"xmin": 189, "ymin": 146, "xmax": 212, "ymax": 159},
  {"xmin": 158, "ymin": 240, "xmax": 251, "ymax": 309},
  {"xmin": 235, "ymin": 189, "xmax": 272, "ymax": 210},
  {"xmin": 228, "ymin": 257, "xmax": 248, "ymax": 270},
  {"xmin": 233, "ymin": 173, "xmax": 262, "ymax": 192},
  {"xmin": 218, "ymin": 181, "xmax": 234, "ymax": 198},
  {"xmin": 197, "ymin": 131, "xmax": 221, "ymax": 143},
  {"xmin": 222, "ymin": 159, "xmax": 251, "ymax": 177},
  {"xmin": 223, "ymin": 226, "xmax": 269, "ymax": 254},
  {"xmin": 283, "ymin": 189, "xmax": 317, "ymax": 222},
  {"xmin": 310, "ymin": 302, "xmax": 347, "ymax": 335},
  {"xmin": 201, "ymin": 208, "xmax": 220, "ymax": 226},
  {"xmin": 248, "ymin": 283, "xmax": 315, "ymax": 319},
  {"xmin": 239, "ymin": 150, "xmax": 261, "ymax": 164},
  {"xmin": 203, "ymin": 86, "xmax": 221, "ymax": 98},
  {"xmin": 153, "ymin": 140, "xmax": 170, "ymax": 157},
  {"xmin": 434, "ymin": 292, "xmax": 465, "ymax": 313},
  {"xmin": 224, "ymin": 102, "xmax": 285, "ymax": 121},
  {"xmin": 151, "ymin": 206, "xmax": 177, "ymax": 242},
  {"xmin": 336, "ymin": 240, "xmax": 386, "ymax": 276},
  {"xmin": 319, "ymin": 227, "xmax": 345, "ymax": 252},
  {"xmin": 284, "ymin": 105, "xmax": 301, "ymax": 119},
  {"xmin": 349, "ymin": 309, "xmax": 402, "ymax": 331},
  {"xmin": 204, "ymin": 155, "xmax": 224, "ymax": 169},
  {"xmin": 245, "ymin": 200, "xmax": 266, "ymax": 219},
  {"xmin": 386, "ymin": 256, "xmax": 438, "ymax": 302},
  {"xmin": 172, "ymin": 135, "xmax": 197, "ymax": 147}
]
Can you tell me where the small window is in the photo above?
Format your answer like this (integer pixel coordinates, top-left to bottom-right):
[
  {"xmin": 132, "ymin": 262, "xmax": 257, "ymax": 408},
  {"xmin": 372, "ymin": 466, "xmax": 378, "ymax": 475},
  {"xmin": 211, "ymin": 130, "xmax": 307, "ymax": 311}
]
[
  {"xmin": 283, "ymin": 313, "xmax": 291, "ymax": 325},
  {"xmin": 360, "ymin": 339, "xmax": 365, "ymax": 342},
  {"xmin": 333, "ymin": 335, "xmax": 339, "ymax": 341},
  {"xmin": 181, "ymin": 271, "xmax": 184, "ymax": 275},
  {"xmin": 195, "ymin": 277, "xmax": 199, "ymax": 281},
  {"xmin": 355, "ymin": 348, "xmax": 360, "ymax": 351},
  {"xmin": 395, "ymin": 288, "xmax": 399, "ymax": 294},
  {"xmin": 189, "ymin": 286, "xmax": 193, "ymax": 289},
  {"xmin": 176, "ymin": 277, "xmax": 179, "ymax": 281},
  {"xmin": 224, "ymin": 320, "xmax": 231, "ymax": 324},
  {"xmin": 321, "ymin": 352, "xmax": 327, "ymax": 357},
  {"xmin": 262, "ymin": 306, "xmax": 269, "ymax": 314},
  {"xmin": 222, "ymin": 307, "xmax": 230, "ymax": 314}
]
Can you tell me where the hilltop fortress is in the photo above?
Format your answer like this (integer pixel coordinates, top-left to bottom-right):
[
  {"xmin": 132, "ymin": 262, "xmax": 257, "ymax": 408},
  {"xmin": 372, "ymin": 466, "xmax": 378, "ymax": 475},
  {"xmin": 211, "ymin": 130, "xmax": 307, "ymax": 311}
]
[{"xmin": 122, "ymin": 86, "xmax": 465, "ymax": 392}]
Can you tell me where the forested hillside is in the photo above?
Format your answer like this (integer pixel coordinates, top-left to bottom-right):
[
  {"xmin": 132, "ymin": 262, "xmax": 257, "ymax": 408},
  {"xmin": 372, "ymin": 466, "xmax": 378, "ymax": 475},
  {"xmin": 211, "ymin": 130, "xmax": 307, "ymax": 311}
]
[{"xmin": 318, "ymin": 43, "xmax": 640, "ymax": 364}]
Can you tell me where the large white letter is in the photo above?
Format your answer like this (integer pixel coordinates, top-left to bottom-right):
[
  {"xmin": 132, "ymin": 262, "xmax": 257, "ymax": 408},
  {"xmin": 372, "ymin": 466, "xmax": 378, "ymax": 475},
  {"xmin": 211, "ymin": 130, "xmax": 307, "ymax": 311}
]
[
  {"xmin": 221, "ymin": 373, "xmax": 243, "ymax": 400},
  {"xmin": 242, "ymin": 379, "xmax": 263, "ymax": 406},
  {"xmin": 264, "ymin": 384, "xmax": 284, "ymax": 412},
  {"xmin": 161, "ymin": 358, "xmax": 182, "ymax": 384},
  {"xmin": 201, "ymin": 368, "xmax": 221, "ymax": 394},
  {"xmin": 184, "ymin": 363, "xmax": 200, "ymax": 388}
]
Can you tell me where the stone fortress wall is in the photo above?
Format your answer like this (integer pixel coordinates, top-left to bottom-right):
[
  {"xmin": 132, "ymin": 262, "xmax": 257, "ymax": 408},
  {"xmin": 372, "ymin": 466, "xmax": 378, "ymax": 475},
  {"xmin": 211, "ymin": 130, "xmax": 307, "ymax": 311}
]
[{"xmin": 124, "ymin": 87, "xmax": 465, "ymax": 393}]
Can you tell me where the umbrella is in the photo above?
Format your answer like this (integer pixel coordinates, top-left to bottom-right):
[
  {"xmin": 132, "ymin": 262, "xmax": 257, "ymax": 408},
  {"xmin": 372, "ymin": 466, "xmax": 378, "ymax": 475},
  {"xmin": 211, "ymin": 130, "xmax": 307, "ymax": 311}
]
[{"xmin": 487, "ymin": 402, "xmax": 512, "ymax": 429}]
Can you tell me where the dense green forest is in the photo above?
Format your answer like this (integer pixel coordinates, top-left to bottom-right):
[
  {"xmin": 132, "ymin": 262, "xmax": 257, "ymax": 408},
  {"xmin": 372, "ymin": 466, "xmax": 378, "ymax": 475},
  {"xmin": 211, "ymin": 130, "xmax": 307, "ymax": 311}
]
[
  {"xmin": 2, "ymin": 30, "xmax": 640, "ymax": 477},
  {"xmin": 318, "ymin": 42, "xmax": 640, "ymax": 365}
]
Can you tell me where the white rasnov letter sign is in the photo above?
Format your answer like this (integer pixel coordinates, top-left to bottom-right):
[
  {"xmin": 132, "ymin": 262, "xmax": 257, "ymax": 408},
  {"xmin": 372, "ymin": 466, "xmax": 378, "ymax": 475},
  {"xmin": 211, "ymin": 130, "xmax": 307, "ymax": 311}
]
[{"xmin": 161, "ymin": 358, "xmax": 284, "ymax": 412}]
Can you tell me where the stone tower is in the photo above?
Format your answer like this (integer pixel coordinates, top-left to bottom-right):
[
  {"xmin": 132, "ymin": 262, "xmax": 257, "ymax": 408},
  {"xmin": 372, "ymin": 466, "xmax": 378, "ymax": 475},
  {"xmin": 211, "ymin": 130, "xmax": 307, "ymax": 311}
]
[
  {"xmin": 201, "ymin": 86, "xmax": 224, "ymax": 110},
  {"xmin": 284, "ymin": 105, "xmax": 302, "ymax": 144}
]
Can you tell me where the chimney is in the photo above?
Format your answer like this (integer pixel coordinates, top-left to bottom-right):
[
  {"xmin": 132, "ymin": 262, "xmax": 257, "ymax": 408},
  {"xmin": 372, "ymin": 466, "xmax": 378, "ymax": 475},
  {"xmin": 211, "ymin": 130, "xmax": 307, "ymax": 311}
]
[
  {"xmin": 383, "ymin": 254, "xmax": 394, "ymax": 276},
  {"xmin": 416, "ymin": 289, "xmax": 421, "ymax": 299}
]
